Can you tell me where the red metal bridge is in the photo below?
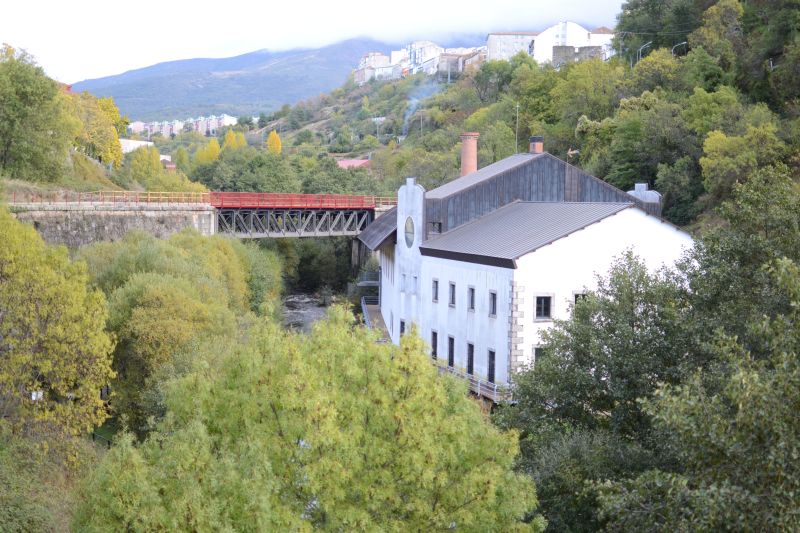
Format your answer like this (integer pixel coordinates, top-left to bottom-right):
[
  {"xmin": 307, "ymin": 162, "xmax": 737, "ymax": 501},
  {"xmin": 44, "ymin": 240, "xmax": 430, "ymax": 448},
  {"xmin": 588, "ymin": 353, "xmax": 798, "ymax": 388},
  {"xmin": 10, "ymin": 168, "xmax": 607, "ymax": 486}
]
[{"xmin": 7, "ymin": 191, "xmax": 397, "ymax": 238}]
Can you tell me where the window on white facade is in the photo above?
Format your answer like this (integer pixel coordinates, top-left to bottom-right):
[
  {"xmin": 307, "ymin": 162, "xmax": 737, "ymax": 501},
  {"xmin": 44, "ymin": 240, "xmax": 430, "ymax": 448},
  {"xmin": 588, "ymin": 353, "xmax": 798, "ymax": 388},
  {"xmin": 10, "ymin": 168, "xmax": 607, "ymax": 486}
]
[
  {"xmin": 413, "ymin": 276, "xmax": 418, "ymax": 294},
  {"xmin": 467, "ymin": 343, "xmax": 474, "ymax": 375},
  {"xmin": 431, "ymin": 331, "xmax": 438, "ymax": 359},
  {"xmin": 489, "ymin": 291, "xmax": 497, "ymax": 317},
  {"xmin": 448, "ymin": 336, "xmax": 455, "ymax": 368},
  {"xmin": 449, "ymin": 282, "xmax": 456, "ymax": 307},
  {"xmin": 536, "ymin": 296, "xmax": 552, "ymax": 319},
  {"xmin": 468, "ymin": 287, "xmax": 475, "ymax": 311},
  {"xmin": 432, "ymin": 279, "xmax": 439, "ymax": 302},
  {"xmin": 400, "ymin": 320, "xmax": 406, "ymax": 336},
  {"xmin": 574, "ymin": 293, "xmax": 587, "ymax": 304},
  {"xmin": 488, "ymin": 350, "xmax": 496, "ymax": 384}
]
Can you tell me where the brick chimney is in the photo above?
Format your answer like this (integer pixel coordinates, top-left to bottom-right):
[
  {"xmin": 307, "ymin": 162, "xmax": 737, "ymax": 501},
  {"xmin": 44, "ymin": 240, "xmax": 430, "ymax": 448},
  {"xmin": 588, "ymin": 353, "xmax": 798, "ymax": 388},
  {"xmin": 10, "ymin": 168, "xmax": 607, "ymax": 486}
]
[
  {"xmin": 460, "ymin": 132, "xmax": 479, "ymax": 176},
  {"xmin": 529, "ymin": 135, "xmax": 544, "ymax": 154}
]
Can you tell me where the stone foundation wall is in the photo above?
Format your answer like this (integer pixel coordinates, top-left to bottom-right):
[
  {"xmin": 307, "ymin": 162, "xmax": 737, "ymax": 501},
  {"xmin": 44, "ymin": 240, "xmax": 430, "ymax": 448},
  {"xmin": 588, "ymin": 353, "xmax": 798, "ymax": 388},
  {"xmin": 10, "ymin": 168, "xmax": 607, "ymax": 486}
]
[{"xmin": 11, "ymin": 203, "xmax": 216, "ymax": 248}]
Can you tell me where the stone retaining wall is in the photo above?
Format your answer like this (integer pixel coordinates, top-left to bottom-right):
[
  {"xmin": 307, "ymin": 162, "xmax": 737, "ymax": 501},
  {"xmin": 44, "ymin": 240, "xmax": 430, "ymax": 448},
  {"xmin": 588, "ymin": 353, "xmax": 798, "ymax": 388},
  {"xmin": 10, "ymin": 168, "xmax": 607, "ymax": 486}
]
[{"xmin": 11, "ymin": 203, "xmax": 216, "ymax": 248}]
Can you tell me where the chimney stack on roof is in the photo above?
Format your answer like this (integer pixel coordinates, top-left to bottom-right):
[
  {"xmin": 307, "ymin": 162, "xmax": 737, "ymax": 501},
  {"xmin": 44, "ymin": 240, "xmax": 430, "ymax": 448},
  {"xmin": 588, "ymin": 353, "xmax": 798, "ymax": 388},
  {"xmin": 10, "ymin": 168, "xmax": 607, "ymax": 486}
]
[
  {"xmin": 460, "ymin": 132, "xmax": 480, "ymax": 177},
  {"xmin": 529, "ymin": 135, "xmax": 544, "ymax": 154}
]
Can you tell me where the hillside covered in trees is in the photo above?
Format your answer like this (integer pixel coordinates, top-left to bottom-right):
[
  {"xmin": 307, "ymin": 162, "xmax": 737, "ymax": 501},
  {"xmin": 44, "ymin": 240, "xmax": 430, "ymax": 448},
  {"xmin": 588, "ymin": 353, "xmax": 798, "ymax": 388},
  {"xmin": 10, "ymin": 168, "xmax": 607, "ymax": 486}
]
[{"xmin": 3, "ymin": 0, "xmax": 800, "ymax": 531}]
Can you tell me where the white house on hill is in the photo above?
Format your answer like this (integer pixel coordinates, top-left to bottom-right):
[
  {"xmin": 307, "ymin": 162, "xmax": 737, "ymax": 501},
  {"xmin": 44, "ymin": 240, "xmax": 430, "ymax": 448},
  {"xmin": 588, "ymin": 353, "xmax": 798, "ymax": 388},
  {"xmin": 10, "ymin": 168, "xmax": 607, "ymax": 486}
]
[
  {"xmin": 487, "ymin": 21, "xmax": 615, "ymax": 64},
  {"xmin": 358, "ymin": 135, "xmax": 692, "ymax": 401}
]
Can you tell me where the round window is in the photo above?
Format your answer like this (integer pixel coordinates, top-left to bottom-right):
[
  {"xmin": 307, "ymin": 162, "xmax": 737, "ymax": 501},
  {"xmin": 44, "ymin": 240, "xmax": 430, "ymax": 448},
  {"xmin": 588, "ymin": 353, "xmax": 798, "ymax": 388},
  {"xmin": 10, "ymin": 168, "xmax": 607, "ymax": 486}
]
[{"xmin": 404, "ymin": 217, "xmax": 415, "ymax": 248}]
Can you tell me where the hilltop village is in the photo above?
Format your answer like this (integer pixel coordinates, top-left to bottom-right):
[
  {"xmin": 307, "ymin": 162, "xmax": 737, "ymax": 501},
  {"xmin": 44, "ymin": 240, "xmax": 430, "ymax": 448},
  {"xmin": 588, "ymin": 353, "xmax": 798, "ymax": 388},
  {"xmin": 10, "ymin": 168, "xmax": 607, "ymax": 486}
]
[{"xmin": 354, "ymin": 21, "xmax": 614, "ymax": 84}]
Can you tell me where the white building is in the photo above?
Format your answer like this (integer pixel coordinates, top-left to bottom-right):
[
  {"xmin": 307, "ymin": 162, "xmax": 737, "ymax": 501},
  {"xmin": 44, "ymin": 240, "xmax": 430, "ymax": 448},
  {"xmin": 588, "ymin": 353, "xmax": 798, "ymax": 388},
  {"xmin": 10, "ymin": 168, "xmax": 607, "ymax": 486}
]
[
  {"xmin": 130, "ymin": 114, "xmax": 238, "ymax": 138},
  {"xmin": 359, "ymin": 135, "xmax": 691, "ymax": 401},
  {"xmin": 119, "ymin": 138, "xmax": 154, "ymax": 154},
  {"xmin": 486, "ymin": 32, "xmax": 540, "ymax": 61},
  {"xmin": 531, "ymin": 21, "xmax": 614, "ymax": 64},
  {"xmin": 487, "ymin": 22, "xmax": 615, "ymax": 64}
]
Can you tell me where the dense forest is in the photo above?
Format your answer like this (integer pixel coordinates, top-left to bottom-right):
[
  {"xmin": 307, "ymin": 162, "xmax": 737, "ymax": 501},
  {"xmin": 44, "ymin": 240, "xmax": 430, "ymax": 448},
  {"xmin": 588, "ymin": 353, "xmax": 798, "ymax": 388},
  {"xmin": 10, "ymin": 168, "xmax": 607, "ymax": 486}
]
[{"xmin": 2, "ymin": 0, "xmax": 800, "ymax": 530}]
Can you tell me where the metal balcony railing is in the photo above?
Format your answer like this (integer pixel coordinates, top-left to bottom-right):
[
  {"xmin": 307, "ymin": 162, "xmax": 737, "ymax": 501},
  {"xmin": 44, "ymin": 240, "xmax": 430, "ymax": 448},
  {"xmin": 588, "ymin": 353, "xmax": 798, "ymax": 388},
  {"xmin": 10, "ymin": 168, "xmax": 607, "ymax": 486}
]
[
  {"xmin": 435, "ymin": 363, "xmax": 511, "ymax": 402},
  {"xmin": 356, "ymin": 271, "xmax": 380, "ymax": 287},
  {"xmin": 361, "ymin": 296, "xmax": 379, "ymax": 328}
]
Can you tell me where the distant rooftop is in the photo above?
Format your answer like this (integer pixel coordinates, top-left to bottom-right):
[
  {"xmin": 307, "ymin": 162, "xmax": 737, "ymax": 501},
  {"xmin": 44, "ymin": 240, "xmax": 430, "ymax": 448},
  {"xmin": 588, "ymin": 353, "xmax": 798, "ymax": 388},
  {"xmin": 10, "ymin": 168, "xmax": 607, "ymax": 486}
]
[{"xmin": 591, "ymin": 26, "xmax": 615, "ymax": 34}]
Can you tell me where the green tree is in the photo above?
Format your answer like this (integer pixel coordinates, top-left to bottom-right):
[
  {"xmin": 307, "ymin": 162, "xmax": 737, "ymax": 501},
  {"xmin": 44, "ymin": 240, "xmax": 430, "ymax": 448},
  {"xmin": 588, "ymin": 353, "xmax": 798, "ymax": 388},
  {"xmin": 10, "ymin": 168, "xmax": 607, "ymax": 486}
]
[
  {"xmin": 0, "ymin": 45, "xmax": 77, "ymax": 181},
  {"xmin": 682, "ymin": 164, "xmax": 800, "ymax": 355},
  {"xmin": 688, "ymin": 0, "xmax": 744, "ymax": 74},
  {"xmin": 266, "ymin": 130, "xmax": 282, "ymax": 154},
  {"xmin": 192, "ymin": 146, "xmax": 300, "ymax": 192},
  {"xmin": 626, "ymin": 48, "xmax": 682, "ymax": 95},
  {"xmin": 127, "ymin": 146, "xmax": 206, "ymax": 192},
  {"xmin": 0, "ymin": 207, "xmax": 114, "ymax": 441},
  {"xmin": 173, "ymin": 146, "xmax": 190, "ymax": 173},
  {"xmin": 700, "ymin": 123, "xmax": 785, "ymax": 201},
  {"xmin": 549, "ymin": 59, "xmax": 625, "ymax": 125},
  {"xmin": 615, "ymin": 0, "xmax": 705, "ymax": 63},
  {"xmin": 473, "ymin": 57, "xmax": 521, "ymax": 103},
  {"xmin": 76, "ymin": 310, "xmax": 545, "ymax": 531},
  {"xmin": 682, "ymin": 85, "xmax": 744, "ymax": 138},
  {"xmin": 598, "ymin": 258, "xmax": 800, "ymax": 531},
  {"xmin": 496, "ymin": 252, "xmax": 701, "ymax": 529}
]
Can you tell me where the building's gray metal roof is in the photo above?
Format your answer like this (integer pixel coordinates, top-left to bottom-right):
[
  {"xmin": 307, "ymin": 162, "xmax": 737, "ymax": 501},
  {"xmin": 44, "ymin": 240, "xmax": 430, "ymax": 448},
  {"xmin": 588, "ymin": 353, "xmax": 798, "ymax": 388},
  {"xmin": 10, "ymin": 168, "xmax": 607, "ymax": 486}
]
[
  {"xmin": 425, "ymin": 153, "xmax": 541, "ymax": 199},
  {"xmin": 358, "ymin": 206, "xmax": 397, "ymax": 250},
  {"xmin": 420, "ymin": 201, "xmax": 632, "ymax": 267}
]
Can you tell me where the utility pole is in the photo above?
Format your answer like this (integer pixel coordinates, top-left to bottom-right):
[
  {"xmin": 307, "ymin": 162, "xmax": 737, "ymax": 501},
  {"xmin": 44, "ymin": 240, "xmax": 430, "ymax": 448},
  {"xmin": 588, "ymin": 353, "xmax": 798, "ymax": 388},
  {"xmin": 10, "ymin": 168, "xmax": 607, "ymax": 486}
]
[{"xmin": 515, "ymin": 102, "xmax": 520, "ymax": 153}]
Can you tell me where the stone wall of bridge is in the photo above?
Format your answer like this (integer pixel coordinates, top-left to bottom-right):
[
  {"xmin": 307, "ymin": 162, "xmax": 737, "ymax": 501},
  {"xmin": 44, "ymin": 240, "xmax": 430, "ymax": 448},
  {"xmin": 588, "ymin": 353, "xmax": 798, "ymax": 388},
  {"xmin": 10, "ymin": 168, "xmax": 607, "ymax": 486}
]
[{"xmin": 11, "ymin": 203, "xmax": 217, "ymax": 248}]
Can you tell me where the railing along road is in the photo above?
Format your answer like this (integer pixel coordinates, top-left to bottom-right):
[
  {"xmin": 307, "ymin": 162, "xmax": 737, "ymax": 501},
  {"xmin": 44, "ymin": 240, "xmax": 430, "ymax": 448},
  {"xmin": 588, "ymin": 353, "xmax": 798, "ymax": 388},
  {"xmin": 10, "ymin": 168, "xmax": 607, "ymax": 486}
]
[{"xmin": 6, "ymin": 190, "xmax": 398, "ymax": 209}]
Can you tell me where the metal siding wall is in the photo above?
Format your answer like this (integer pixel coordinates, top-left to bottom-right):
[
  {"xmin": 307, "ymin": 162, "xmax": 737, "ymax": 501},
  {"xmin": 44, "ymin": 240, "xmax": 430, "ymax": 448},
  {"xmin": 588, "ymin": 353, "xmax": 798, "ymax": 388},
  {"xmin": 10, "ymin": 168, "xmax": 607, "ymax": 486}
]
[{"xmin": 423, "ymin": 155, "xmax": 662, "ymax": 238}]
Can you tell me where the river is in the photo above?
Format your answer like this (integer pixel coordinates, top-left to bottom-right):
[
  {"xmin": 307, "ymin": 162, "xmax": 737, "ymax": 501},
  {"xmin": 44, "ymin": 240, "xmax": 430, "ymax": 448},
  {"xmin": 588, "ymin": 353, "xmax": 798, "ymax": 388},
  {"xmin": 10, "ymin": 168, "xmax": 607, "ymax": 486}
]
[{"xmin": 282, "ymin": 293, "xmax": 330, "ymax": 333}]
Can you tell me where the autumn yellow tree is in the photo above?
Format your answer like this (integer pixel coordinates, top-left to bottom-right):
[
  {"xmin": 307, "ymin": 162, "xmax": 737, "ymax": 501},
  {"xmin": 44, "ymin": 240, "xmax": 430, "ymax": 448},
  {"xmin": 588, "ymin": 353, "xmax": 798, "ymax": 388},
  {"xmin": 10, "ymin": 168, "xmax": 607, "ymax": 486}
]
[
  {"xmin": 222, "ymin": 129, "xmax": 247, "ymax": 151},
  {"xmin": 70, "ymin": 92, "xmax": 124, "ymax": 169},
  {"xmin": 266, "ymin": 130, "xmax": 282, "ymax": 155},
  {"xmin": 193, "ymin": 138, "xmax": 221, "ymax": 166},
  {"xmin": 0, "ymin": 207, "xmax": 115, "ymax": 440}
]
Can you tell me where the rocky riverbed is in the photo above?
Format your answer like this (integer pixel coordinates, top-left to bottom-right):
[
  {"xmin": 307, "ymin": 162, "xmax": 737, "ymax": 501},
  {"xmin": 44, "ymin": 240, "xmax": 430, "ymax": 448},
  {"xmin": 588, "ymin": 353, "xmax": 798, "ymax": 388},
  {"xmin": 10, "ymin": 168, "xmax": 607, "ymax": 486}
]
[{"xmin": 282, "ymin": 293, "xmax": 330, "ymax": 333}]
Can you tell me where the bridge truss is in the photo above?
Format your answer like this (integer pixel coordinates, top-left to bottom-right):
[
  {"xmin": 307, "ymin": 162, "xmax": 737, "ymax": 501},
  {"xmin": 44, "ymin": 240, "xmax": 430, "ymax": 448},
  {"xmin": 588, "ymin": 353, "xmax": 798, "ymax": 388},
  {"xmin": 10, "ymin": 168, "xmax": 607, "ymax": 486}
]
[{"xmin": 216, "ymin": 208, "xmax": 374, "ymax": 238}]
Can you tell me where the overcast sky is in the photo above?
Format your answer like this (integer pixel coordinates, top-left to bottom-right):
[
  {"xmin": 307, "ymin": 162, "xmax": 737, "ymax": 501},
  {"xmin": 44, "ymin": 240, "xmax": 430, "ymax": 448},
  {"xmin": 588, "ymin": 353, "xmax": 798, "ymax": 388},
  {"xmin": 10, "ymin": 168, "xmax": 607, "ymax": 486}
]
[{"xmin": 3, "ymin": 0, "xmax": 623, "ymax": 83}]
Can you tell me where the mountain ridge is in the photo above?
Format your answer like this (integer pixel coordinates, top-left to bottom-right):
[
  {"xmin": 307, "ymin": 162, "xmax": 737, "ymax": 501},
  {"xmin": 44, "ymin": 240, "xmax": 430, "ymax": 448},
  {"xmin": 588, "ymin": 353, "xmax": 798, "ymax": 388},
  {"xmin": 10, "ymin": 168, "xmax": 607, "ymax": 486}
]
[{"xmin": 72, "ymin": 38, "xmax": 395, "ymax": 121}]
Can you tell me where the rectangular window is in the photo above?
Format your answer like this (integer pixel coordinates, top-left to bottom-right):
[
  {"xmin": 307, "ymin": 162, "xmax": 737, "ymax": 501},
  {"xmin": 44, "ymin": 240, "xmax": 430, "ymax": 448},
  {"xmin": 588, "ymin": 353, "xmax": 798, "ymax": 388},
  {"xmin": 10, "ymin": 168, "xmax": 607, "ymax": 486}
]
[
  {"xmin": 432, "ymin": 279, "xmax": 439, "ymax": 302},
  {"xmin": 536, "ymin": 296, "xmax": 552, "ymax": 319},
  {"xmin": 574, "ymin": 293, "xmax": 587, "ymax": 304},
  {"xmin": 449, "ymin": 282, "xmax": 456, "ymax": 307},
  {"xmin": 413, "ymin": 276, "xmax": 418, "ymax": 294},
  {"xmin": 468, "ymin": 287, "xmax": 475, "ymax": 311},
  {"xmin": 489, "ymin": 291, "xmax": 497, "ymax": 317},
  {"xmin": 534, "ymin": 346, "xmax": 547, "ymax": 364},
  {"xmin": 467, "ymin": 343, "xmax": 474, "ymax": 375},
  {"xmin": 431, "ymin": 331, "xmax": 438, "ymax": 359},
  {"xmin": 448, "ymin": 336, "xmax": 455, "ymax": 368},
  {"xmin": 400, "ymin": 320, "xmax": 405, "ymax": 336},
  {"xmin": 488, "ymin": 350, "xmax": 496, "ymax": 383},
  {"xmin": 401, "ymin": 274, "xmax": 406, "ymax": 293}
]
